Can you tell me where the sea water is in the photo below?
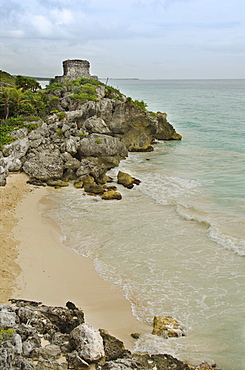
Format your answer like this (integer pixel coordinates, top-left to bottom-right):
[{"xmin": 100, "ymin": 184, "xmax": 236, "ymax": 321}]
[{"xmin": 46, "ymin": 79, "xmax": 245, "ymax": 370}]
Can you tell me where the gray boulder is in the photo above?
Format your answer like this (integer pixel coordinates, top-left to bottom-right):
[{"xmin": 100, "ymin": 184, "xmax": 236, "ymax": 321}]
[
  {"xmin": 2, "ymin": 137, "xmax": 29, "ymax": 159},
  {"xmin": 70, "ymin": 323, "xmax": 105, "ymax": 362},
  {"xmin": 0, "ymin": 164, "xmax": 8, "ymax": 186},
  {"xmin": 10, "ymin": 127, "xmax": 28, "ymax": 138},
  {"xmin": 84, "ymin": 116, "xmax": 110, "ymax": 134},
  {"xmin": 63, "ymin": 137, "xmax": 80, "ymax": 155},
  {"xmin": 66, "ymin": 351, "xmax": 89, "ymax": 369},
  {"xmin": 0, "ymin": 157, "xmax": 22, "ymax": 172},
  {"xmin": 76, "ymin": 159, "xmax": 107, "ymax": 180},
  {"xmin": 32, "ymin": 344, "xmax": 62, "ymax": 360},
  {"xmin": 23, "ymin": 150, "xmax": 64, "ymax": 180},
  {"xmin": 78, "ymin": 134, "xmax": 127, "ymax": 159},
  {"xmin": 35, "ymin": 359, "xmax": 68, "ymax": 369},
  {"xmin": 0, "ymin": 305, "xmax": 18, "ymax": 328},
  {"xmin": 22, "ymin": 335, "xmax": 41, "ymax": 357}
]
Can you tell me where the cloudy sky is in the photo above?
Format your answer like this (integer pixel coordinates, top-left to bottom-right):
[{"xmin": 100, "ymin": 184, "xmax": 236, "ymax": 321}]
[{"xmin": 0, "ymin": 0, "xmax": 244, "ymax": 79}]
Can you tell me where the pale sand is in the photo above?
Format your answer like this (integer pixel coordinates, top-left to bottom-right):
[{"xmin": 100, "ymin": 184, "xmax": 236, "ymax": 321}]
[
  {"xmin": 1, "ymin": 173, "xmax": 149, "ymax": 349},
  {"xmin": 0, "ymin": 172, "xmax": 30, "ymax": 302}
]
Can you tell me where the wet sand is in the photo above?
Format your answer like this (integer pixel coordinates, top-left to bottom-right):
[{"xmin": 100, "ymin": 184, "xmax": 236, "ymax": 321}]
[{"xmin": 0, "ymin": 173, "xmax": 149, "ymax": 349}]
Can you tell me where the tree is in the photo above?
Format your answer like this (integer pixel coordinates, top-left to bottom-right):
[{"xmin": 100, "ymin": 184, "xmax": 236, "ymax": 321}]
[
  {"xmin": 15, "ymin": 75, "xmax": 41, "ymax": 92},
  {"xmin": 0, "ymin": 87, "xmax": 28, "ymax": 119},
  {"xmin": 0, "ymin": 87, "xmax": 14, "ymax": 119}
]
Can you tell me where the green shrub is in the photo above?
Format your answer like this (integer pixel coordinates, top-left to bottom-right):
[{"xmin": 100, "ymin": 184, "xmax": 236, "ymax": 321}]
[
  {"xmin": 0, "ymin": 328, "xmax": 14, "ymax": 342},
  {"xmin": 56, "ymin": 129, "xmax": 64, "ymax": 136},
  {"xmin": 56, "ymin": 112, "xmax": 66, "ymax": 120},
  {"xmin": 78, "ymin": 132, "xmax": 88, "ymax": 137},
  {"xmin": 105, "ymin": 85, "xmax": 124, "ymax": 100},
  {"xmin": 78, "ymin": 78, "xmax": 101, "ymax": 86},
  {"xmin": 0, "ymin": 116, "xmax": 41, "ymax": 150},
  {"xmin": 149, "ymin": 111, "xmax": 157, "ymax": 117},
  {"xmin": 95, "ymin": 138, "xmax": 102, "ymax": 144},
  {"xmin": 126, "ymin": 97, "xmax": 147, "ymax": 110},
  {"xmin": 70, "ymin": 92, "xmax": 98, "ymax": 103}
]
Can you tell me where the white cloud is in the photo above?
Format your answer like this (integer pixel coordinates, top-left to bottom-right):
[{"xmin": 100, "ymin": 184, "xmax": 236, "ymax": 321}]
[
  {"xmin": 32, "ymin": 15, "xmax": 53, "ymax": 37},
  {"xmin": 50, "ymin": 9, "xmax": 73, "ymax": 25},
  {"xmin": 0, "ymin": 0, "xmax": 244, "ymax": 78}
]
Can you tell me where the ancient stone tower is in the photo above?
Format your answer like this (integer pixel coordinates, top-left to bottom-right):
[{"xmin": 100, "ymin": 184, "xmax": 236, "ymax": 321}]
[{"xmin": 55, "ymin": 59, "xmax": 97, "ymax": 82}]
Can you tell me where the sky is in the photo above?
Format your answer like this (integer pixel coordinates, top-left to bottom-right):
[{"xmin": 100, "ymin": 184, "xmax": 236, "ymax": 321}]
[{"xmin": 0, "ymin": 0, "xmax": 244, "ymax": 79}]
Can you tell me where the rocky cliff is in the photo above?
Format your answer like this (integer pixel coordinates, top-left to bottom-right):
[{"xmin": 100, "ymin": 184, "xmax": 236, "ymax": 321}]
[{"xmin": 0, "ymin": 79, "xmax": 181, "ymax": 193}]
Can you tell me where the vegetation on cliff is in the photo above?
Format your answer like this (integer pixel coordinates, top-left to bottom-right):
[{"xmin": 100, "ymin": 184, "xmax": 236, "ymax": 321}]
[
  {"xmin": 0, "ymin": 69, "xmax": 181, "ymax": 187},
  {"xmin": 0, "ymin": 71, "xmax": 151, "ymax": 150}
]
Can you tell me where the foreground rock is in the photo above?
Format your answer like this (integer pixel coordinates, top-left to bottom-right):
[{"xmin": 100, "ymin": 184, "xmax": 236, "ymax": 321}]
[{"xmin": 0, "ymin": 300, "xmax": 220, "ymax": 370}]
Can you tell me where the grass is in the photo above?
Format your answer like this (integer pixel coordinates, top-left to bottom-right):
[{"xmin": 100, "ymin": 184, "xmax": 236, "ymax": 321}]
[{"xmin": 0, "ymin": 116, "xmax": 41, "ymax": 150}]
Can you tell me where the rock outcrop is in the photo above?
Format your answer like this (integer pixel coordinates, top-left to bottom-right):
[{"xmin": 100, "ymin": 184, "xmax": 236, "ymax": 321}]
[
  {"xmin": 0, "ymin": 84, "xmax": 181, "ymax": 194},
  {"xmin": 0, "ymin": 300, "xmax": 218, "ymax": 370}
]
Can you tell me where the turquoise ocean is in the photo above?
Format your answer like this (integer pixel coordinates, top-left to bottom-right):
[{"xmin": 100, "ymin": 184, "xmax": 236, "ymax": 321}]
[{"xmin": 45, "ymin": 79, "xmax": 245, "ymax": 370}]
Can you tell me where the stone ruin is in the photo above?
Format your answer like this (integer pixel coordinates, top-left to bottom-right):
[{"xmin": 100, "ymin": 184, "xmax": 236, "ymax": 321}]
[{"xmin": 55, "ymin": 59, "xmax": 98, "ymax": 82}]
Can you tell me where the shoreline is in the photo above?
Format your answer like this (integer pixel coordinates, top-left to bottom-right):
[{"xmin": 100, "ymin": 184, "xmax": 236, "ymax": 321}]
[{"xmin": 1, "ymin": 173, "xmax": 149, "ymax": 349}]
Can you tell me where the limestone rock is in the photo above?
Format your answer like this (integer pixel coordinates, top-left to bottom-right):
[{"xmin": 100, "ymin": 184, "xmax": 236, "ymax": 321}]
[
  {"xmin": 39, "ymin": 305, "xmax": 85, "ymax": 334},
  {"xmin": 35, "ymin": 359, "xmax": 68, "ymax": 369},
  {"xmin": 73, "ymin": 180, "xmax": 84, "ymax": 189},
  {"xmin": 152, "ymin": 315, "xmax": 185, "ymax": 338},
  {"xmin": 84, "ymin": 116, "xmax": 110, "ymax": 134},
  {"xmin": 121, "ymin": 128, "xmax": 153, "ymax": 152},
  {"xmin": 78, "ymin": 134, "xmax": 128, "ymax": 159},
  {"xmin": 63, "ymin": 157, "xmax": 81, "ymax": 171},
  {"xmin": 2, "ymin": 137, "xmax": 29, "ymax": 159},
  {"xmin": 83, "ymin": 175, "xmax": 105, "ymax": 194},
  {"xmin": 0, "ymin": 165, "xmax": 8, "ymax": 186},
  {"xmin": 101, "ymin": 190, "xmax": 122, "ymax": 200},
  {"xmin": 46, "ymin": 180, "xmax": 69, "ymax": 188},
  {"xmin": 22, "ymin": 335, "xmax": 41, "ymax": 357},
  {"xmin": 76, "ymin": 158, "xmax": 107, "ymax": 180},
  {"xmin": 97, "ymin": 353, "xmax": 191, "ymax": 370},
  {"xmin": 62, "ymin": 169, "xmax": 77, "ymax": 182},
  {"xmin": 70, "ymin": 323, "xmax": 105, "ymax": 362},
  {"xmin": 155, "ymin": 112, "xmax": 182, "ymax": 140},
  {"xmin": 10, "ymin": 127, "xmax": 28, "ymax": 138},
  {"xmin": 117, "ymin": 171, "xmax": 141, "ymax": 189},
  {"xmin": 0, "ymin": 306, "xmax": 18, "ymax": 328},
  {"xmin": 99, "ymin": 329, "xmax": 125, "ymax": 361},
  {"xmin": 66, "ymin": 351, "xmax": 90, "ymax": 369},
  {"xmin": 23, "ymin": 150, "xmax": 64, "ymax": 180},
  {"xmin": 32, "ymin": 344, "xmax": 62, "ymax": 360},
  {"xmin": 0, "ymin": 300, "xmax": 216, "ymax": 370}
]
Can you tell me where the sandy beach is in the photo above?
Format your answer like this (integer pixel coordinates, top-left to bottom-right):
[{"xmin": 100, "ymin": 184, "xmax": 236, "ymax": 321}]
[{"xmin": 0, "ymin": 173, "xmax": 149, "ymax": 349}]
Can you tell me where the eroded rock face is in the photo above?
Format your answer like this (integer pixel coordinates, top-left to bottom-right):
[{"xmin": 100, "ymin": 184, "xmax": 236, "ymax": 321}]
[
  {"xmin": 23, "ymin": 150, "xmax": 64, "ymax": 180},
  {"xmin": 78, "ymin": 134, "xmax": 128, "ymax": 159}
]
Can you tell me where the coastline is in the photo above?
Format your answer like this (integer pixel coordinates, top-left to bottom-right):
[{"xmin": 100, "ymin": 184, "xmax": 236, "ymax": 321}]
[
  {"xmin": 0, "ymin": 172, "xmax": 30, "ymax": 302},
  {"xmin": 3, "ymin": 173, "xmax": 150, "ymax": 349}
]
